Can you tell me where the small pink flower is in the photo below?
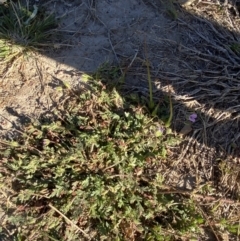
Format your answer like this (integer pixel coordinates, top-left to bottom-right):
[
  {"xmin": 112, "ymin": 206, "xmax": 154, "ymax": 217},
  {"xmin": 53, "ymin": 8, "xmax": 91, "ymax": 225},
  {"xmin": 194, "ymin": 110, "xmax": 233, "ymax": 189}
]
[{"xmin": 189, "ymin": 113, "xmax": 197, "ymax": 123}]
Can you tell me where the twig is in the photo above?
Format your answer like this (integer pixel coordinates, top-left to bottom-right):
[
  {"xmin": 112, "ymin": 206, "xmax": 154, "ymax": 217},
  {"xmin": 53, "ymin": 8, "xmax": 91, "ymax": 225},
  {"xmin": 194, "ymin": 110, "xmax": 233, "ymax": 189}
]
[
  {"xmin": 178, "ymin": 16, "xmax": 240, "ymax": 64},
  {"xmin": 152, "ymin": 36, "xmax": 231, "ymax": 64},
  {"xmin": 165, "ymin": 85, "xmax": 173, "ymax": 128},
  {"xmin": 128, "ymin": 49, "xmax": 138, "ymax": 69},
  {"xmin": 177, "ymin": 130, "xmax": 198, "ymax": 163},
  {"xmin": 49, "ymin": 203, "xmax": 92, "ymax": 240},
  {"xmin": 107, "ymin": 31, "xmax": 121, "ymax": 70},
  {"xmin": 157, "ymin": 186, "xmax": 240, "ymax": 205},
  {"xmin": 195, "ymin": 202, "xmax": 221, "ymax": 241}
]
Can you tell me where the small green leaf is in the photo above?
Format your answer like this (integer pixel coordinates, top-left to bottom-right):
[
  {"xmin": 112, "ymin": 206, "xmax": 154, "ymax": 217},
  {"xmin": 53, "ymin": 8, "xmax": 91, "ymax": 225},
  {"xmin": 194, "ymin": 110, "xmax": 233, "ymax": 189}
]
[
  {"xmin": 10, "ymin": 141, "xmax": 20, "ymax": 147},
  {"xmin": 81, "ymin": 73, "xmax": 92, "ymax": 82},
  {"xmin": 155, "ymin": 130, "xmax": 163, "ymax": 137},
  {"xmin": 62, "ymin": 81, "xmax": 71, "ymax": 89}
]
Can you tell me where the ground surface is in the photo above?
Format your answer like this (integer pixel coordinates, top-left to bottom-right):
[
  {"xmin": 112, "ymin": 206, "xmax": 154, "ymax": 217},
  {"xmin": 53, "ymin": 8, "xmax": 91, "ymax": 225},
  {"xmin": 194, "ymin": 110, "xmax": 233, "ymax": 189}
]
[{"xmin": 0, "ymin": 0, "xmax": 240, "ymax": 240}]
